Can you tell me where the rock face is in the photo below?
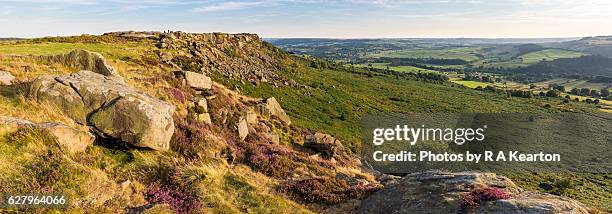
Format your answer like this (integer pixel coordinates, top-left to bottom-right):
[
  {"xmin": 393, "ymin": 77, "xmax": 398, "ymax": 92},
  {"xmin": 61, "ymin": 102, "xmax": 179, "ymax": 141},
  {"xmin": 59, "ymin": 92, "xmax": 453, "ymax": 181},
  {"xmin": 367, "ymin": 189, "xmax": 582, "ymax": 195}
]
[
  {"xmin": 157, "ymin": 32, "xmax": 290, "ymax": 85},
  {"xmin": 304, "ymin": 132, "xmax": 343, "ymax": 157},
  {"xmin": 41, "ymin": 50, "xmax": 122, "ymax": 80},
  {"xmin": 184, "ymin": 71, "xmax": 212, "ymax": 90},
  {"xmin": 259, "ymin": 97, "xmax": 291, "ymax": 125},
  {"xmin": 0, "ymin": 71, "xmax": 15, "ymax": 85},
  {"xmin": 358, "ymin": 171, "xmax": 589, "ymax": 214},
  {"xmin": 28, "ymin": 70, "xmax": 175, "ymax": 151},
  {"xmin": 0, "ymin": 116, "xmax": 94, "ymax": 154}
]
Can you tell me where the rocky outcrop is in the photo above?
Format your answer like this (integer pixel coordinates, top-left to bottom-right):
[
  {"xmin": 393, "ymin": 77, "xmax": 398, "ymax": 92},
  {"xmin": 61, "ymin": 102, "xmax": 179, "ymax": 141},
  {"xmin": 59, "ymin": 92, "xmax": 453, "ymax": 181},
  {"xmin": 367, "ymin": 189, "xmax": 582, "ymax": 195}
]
[
  {"xmin": 304, "ymin": 132, "xmax": 344, "ymax": 157},
  {"xmin": 258, "ymin": 97, "xmax": 291, "ymax": 125},
  {"xmin": 0, "ymin": 116, "xmax": 94, "ymax": 154},
  {"xmin": 358, "ymin": 171, "xmax": 590, "ymax": 214},
  {"xmin": 184, "ymin": 71, "xmax": 212, "ymax": 90},
  {"xmin": 41, "ymin": 50, "xmax": 122, "ymax": 80},
  {"xmin": 157, "ymin": 32, "xmax": 289, "ymax": 85},
  {"xmin": 0, "ymin": 71, "xmax": 14, "ymax": 85},
  {"xmin": 28, "ymin": 70, "xmax": 175, "ymax": 151},
  {"xmin": 103, "ymin": 31, "xmax": 159, "ymax": 38}
]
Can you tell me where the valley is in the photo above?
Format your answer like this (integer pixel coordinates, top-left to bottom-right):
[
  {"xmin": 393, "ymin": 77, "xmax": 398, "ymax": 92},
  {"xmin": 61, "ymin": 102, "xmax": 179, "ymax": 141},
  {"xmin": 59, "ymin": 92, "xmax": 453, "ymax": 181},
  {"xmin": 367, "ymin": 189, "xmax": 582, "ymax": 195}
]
[{"xmin": 271, "ymin": 37, "xmax": 612, "ymax": 113}]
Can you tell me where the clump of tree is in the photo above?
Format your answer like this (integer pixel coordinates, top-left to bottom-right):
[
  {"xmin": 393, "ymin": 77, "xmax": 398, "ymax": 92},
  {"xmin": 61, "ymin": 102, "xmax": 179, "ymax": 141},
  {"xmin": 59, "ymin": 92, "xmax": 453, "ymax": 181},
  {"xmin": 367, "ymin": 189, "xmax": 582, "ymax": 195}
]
[
  {"xmin": 570, "ymin": 87, "xmax": 610, "ymax": 100},
  {"xmin": 549, "ymin": 84, "xmax": 565, "ymax": 92},
  {"xmin": 463, "ymin": 72, "xmax": 500, "ymax": 83},
  {"xmin": 545, "ymin": 89, "xmax": 561, "ymax": 97},
  {"xmin": 473, "ymin": 85, "xmax": 534, "ymax": 99}
]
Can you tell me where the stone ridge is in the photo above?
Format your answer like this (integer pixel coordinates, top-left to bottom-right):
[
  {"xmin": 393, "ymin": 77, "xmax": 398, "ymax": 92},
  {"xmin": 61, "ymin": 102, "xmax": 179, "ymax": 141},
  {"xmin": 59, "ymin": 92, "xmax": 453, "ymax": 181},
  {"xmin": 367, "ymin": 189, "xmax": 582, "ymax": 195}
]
[{"xmin": 157, "ymin": 31, "xmax": 293, "ymax": 86}]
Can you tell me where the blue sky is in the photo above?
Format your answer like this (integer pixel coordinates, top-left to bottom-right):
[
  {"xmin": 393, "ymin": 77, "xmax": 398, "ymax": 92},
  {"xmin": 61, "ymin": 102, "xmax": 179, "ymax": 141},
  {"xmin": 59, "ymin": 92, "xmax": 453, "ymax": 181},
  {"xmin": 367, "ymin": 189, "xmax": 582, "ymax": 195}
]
[{"xmin": 1, "ymin": 0, "xmax": 611, "ymax": 38}]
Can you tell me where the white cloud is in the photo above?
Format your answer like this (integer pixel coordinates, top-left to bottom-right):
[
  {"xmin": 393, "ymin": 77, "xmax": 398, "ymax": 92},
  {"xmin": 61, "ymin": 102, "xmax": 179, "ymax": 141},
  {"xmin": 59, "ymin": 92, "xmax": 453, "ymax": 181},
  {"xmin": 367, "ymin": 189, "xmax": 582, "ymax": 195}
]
[{"xmin": 192, "ymin": 1, "xmax": 265, "ymax": 12}]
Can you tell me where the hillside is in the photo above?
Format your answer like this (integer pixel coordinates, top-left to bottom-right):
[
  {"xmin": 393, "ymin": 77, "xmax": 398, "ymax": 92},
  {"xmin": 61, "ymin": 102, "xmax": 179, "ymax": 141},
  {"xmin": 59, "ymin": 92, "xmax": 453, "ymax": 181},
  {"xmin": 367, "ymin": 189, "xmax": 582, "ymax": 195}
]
[
  {"xmin": 0, "ymin": 32, "xmax": 608, "ymax": 213},
  {"xmin": 549, "ymin": 36, "xmax": 612, "ymax": 58},
  {"xmin": 496, "ymin": 55, "xmax": 612, "ymax": 78}
]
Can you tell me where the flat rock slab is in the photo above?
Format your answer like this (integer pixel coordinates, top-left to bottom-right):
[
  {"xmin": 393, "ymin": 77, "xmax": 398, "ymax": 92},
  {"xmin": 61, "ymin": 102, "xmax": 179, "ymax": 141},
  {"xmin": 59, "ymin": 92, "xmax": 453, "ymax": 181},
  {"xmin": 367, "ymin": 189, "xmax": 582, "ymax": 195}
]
[
  {"xmin": 0, "ymin": 116, "xmax": 94, "ymax": 154},
  {"xmin": 185, "ymin": 71, "xmax": 212, "ymax": 90}
]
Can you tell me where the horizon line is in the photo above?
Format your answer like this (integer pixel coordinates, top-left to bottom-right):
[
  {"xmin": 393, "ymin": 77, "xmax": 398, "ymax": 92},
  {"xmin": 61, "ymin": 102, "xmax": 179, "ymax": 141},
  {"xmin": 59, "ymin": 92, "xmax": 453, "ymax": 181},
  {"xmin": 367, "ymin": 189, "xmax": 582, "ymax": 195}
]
[{"xmin": 1, "ymin": 31, "xmax": 610, "ymax": 40}]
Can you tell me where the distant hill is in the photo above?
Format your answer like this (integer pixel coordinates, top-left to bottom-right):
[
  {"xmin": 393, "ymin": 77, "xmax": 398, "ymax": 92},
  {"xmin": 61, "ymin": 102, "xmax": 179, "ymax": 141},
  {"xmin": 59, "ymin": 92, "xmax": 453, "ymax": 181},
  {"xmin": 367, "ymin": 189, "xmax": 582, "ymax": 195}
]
[
  {"xmin": 547, "ymin": 36, "xmax": 612, "ymax": 58},
  {"xmin": 501, "ymin": 55, "xmax": 612, "ymax": 78},
  {"xmin": 0, "ymin": 38, "xmax": 25, "ymax": 41}
]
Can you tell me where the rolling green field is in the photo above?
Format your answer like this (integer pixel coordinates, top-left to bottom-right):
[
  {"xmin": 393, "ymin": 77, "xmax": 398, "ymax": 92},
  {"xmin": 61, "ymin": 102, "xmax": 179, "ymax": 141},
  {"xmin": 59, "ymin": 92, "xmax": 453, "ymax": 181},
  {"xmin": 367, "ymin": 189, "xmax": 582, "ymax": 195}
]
[
  {"xmin": 474, "ymin": 48, "xmax": 586, "ymax": 68},
  {"xmin": 519, "ymin": 49, "xmax": 586, "ymax": 64},
  {"xmin": 450, "ymin": 80, "xmax": 493, "ymax": 88},
  {"xmin": 366, "ymin": 46, "xmax": 481, "ymax": 61},
  {"xmin": 534, "ymin": 78, "xmax": 609, "ymax": 91}
]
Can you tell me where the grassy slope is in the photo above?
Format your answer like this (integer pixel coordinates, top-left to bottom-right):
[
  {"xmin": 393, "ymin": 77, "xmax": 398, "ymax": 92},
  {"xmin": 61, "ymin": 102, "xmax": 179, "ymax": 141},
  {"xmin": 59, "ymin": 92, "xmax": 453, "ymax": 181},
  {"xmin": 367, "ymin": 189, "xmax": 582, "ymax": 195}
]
[
  {"xmin": 221, "ymin": 56, "xmax": 573, "ymax": 150},
  {"xmin": 0, "ymin": 41, "xmax": 153, "ymax": 59}
]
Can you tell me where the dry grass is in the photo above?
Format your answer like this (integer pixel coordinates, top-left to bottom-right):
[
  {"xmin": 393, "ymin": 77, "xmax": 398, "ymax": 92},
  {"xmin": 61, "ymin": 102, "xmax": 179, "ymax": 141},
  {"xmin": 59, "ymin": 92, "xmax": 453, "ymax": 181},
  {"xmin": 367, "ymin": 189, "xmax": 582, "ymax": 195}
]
[
  {"xmin": 0, "ymin": 96, "xmax": 78, "ymax": 128},
  {"xmin": 0, "ymin": 55, "xmax": 75, "ymax": 81}
]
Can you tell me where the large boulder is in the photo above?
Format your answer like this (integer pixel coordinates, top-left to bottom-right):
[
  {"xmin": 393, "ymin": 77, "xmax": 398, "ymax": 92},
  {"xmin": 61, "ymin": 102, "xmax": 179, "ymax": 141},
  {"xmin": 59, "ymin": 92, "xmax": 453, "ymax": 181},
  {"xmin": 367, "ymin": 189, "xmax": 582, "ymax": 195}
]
[
  {"xmin": 184, "ymin": 71, "xmax": 212, "ymax": 90},
  {"xmin": 0, "ymin": 71, "xmax": 15, "ymax": 85},
  {"xmin": 358, "ymin": 171, "xmax": 589, "ymax": 214},
  {"xmin": 28, "ymin": 70, "xmax": 175, "ymax": 151},
  {"xmin": 0, "ymin": 116, "xmax": 94, "ymax": 154},
  {"xmin": 258, "ymin": 97, "xmax": 291, "ymax": 125},
  {"xmin": 41, "ymin": 50, "xmax": 122, "ymax": 80}
]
